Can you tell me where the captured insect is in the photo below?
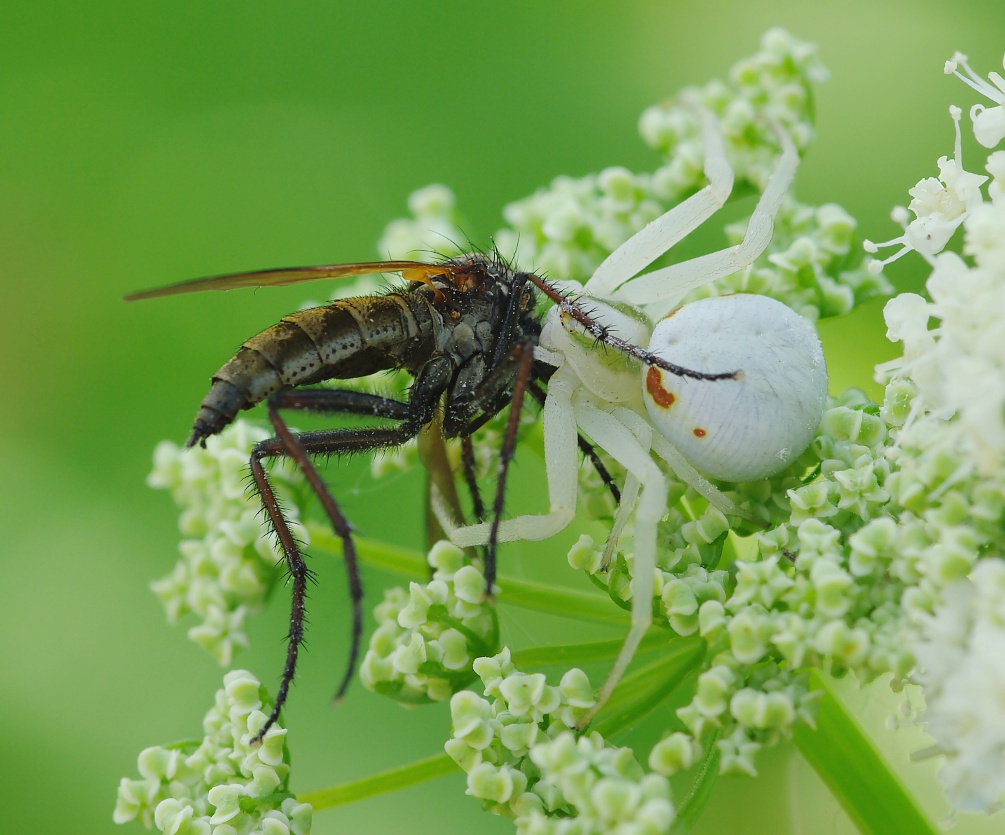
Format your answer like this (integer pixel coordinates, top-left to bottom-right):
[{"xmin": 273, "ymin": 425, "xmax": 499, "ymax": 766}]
[
  {"xmin": 446, "ymin": 108, "xmax": 828, "ymax": 726},
  {"xmin": 125, "ymin": 244, "xmax": 738, "ymax": 740}
]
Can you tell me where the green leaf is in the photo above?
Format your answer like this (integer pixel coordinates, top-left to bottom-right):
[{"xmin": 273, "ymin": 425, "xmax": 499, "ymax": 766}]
[
  {"xmin": 671, "ymin": 729, "xmax": 722, "ymax": 835},
  {"xmin": 593, "ymin": 636, "xmax": 705, "ymax": 738},
  {"xmin": 793, "ymin": 670, "xmax": 938, "ymax": 835}
]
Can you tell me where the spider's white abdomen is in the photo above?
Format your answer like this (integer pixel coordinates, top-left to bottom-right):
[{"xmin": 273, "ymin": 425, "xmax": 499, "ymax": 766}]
[{"xmin": 643, "ymin": 294, "xmax": 827, "ymax": 482}]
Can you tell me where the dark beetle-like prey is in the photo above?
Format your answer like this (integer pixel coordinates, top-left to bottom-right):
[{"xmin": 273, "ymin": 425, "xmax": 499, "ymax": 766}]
[{"xmin": 126, "ymin": 253, "xmax": 734, "ymax": 740}]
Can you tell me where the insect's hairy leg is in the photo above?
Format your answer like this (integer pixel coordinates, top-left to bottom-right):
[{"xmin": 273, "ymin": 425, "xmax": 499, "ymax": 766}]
[
  {"xmin": 249, "ymin": 366, "xmax": 452, "ymax": 743},
  {"xmin": 460, "ymin": 436, "xmax": 486, "ymax": 523},
  {"xmin": 483, "ymin": 339, "xmax": 537, "ymax": 593},
  {"xmin": 448, "ymin": 364, "xmax": 578, "ymax": 549}
]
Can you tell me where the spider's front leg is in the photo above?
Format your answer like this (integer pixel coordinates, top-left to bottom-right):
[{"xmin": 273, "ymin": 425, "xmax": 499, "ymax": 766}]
[
  {"xmin": 249, "ymin": 360, "xmax": 453, "ymax": 741},
  {"xmin": 585, "ymin": 106, "xmax": 735, "ymax": 298},
  {"xmin": 571, "ymin": 402, "xmax": 668, "ymax": 728},
  {"xmin": 612, "ymin": 117, "xmax": 799, "ymax": 309},
  {"xmin": 446, "ymin": 362, "xmax": 581, "ymax": 549}
]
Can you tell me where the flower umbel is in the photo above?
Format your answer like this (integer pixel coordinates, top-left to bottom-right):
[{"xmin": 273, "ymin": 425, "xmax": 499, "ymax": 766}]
[
  {"xmin": 115, "ymin": 670, "xmax": 312, "ymax": 834},
  {"xmin": 361, "ymin": 540, "xmax": 499, "ymax": 703},
  {"xmin": 446, "ymin": 650, "xmax": 677, "ymax": 834},
  {"xmin": 147, "ymin": 421, "xmax": 309, "ymax": 666}
]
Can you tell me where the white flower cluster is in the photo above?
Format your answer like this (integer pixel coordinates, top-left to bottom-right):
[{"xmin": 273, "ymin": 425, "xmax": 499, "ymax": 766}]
[
  {"xmin": 360, "ymin": 541, "xmax": 498, "ymax": 703},
  {"xmin": 379, "ymin": 30, "xmax": 886, "ymax": 325},
  {"xmin": 914, "ymin": 559, "xmax": 1005, "ymax": 813},
  {"xmin": 865, "ymin": 50, "xmax": 1005, "ymax": 813},
  {"xmin": 875, "ymin": 165, "xmax": 1005, "ymax": 472},
  {"xmin": 147, "ymin": 421, "xmax": 308, "ymax": 665},
  {"xmin": 114, "ymin": 670, "xmax": 312, "ymax": 835},
  {"xmin": 378, "ymin": 184, "xmax": 467, "ymax": 264},
  {"xmin": 446, "ymin": 650, "xmax": 676, "ymax": 834}
]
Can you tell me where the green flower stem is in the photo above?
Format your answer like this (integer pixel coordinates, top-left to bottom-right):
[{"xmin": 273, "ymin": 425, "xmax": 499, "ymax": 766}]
[
  {"xmin": 498, "ymin": 575, "xmax": 628, "ymax": 624},
  {"xmin": 298, "ymin": 752, "xmax": 458, "ymax": 812},
  {"xmin": 307, "ymin": 523, "xmax": 627, "ymax": 625},
  {"xmin": 672, "ymin": 729, "xmax": 722, "ymax": 835},
  {"xmin": 511, "ymin": 630, "xmax": 672, "ymax": 668},
  {"xmin": 307, "ymin": 524, "xmax": 429, "ymax": 581},
  {"xmin": 594, "ymin": 636, "xmax": 705, "ymax": 738},
  {"xmin": 793, "ymin": 670, "xmax": 938, "ymax": 835}
]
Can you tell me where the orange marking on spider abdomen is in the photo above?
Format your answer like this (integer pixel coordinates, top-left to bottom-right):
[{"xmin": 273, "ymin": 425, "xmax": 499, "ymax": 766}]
[
  {"xmin": 645, "ymin": 366, "xmax": 676, "ymax": 408},
  {"xmin": 693, "ymin": 428, "xmax": 707, "ymax": 438}
]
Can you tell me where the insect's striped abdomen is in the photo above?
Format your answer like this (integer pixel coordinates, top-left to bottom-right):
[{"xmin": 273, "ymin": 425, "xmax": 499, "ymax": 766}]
[{"xmin": 187, "ymin": 293, "xmax": 436, "ymax": 446}]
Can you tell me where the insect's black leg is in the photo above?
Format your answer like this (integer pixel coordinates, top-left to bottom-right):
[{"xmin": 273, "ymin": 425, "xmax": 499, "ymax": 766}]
[
  {"xmin": 483, "ymin": 339, "xmax": 536, "ymax": 594},
  {"xmin": 248, "ymin": 437, "xmax": 312, "ymax": 743},
  {"xmin": 576, "ymin": 435, "xmax": 621, "ymax": 504},
  {"xmin": 250, "ymin": 363, "xmax": 453, "ymax": 741},
  {"xmin": 460, "ymin": 436, "xmax": 486, "ymax": 523},
  {"xmin": 253, "ymin": 421, "xmax": 424, "ymax": 741},
  {"xmin": 528, "ymin": 380, "xmax": 621, "ymax": 504}
]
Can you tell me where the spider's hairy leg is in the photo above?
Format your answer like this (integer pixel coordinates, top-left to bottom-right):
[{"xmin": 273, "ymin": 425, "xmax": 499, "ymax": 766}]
[
  {"xmin": 529, "ymin": 379, "xmax": 622, "ymax": 505},
  {"xmin": 648, "ymin": 429, "xmax": 750, "ymax": 519},
  {"xmin": 601, "ymin": 472, "xmax": 639, "ymax": 570}
]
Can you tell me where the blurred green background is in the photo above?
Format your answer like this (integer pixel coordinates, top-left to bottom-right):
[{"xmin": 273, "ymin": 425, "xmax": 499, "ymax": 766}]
[{"xmin": 2, "ymin": 2, "xmax": 1004, "ymax": 833}]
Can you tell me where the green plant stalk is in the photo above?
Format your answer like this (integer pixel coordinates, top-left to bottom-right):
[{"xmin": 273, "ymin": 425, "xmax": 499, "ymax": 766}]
[
  {"xmin": 511, "ymin": 629, "xmax": 672, "ymax": 668},
  {"xmin": 298, "ymin": 752, "xmax": 458, "ymax": 811},
  {"xmin": 793, "ymin": 669, "xmax": 938, "ymax": 835},
  {"xmin": 307, "ymin": 523, "xmax": 627, "ymax": 625},
  {"xmin": 672, "ymin": 729, "xmax": 722, "ymax": 835}
]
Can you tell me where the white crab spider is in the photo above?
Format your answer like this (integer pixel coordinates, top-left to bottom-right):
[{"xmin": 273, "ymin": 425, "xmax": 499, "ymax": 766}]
[{"xmin": 446, "ymin": 108, "xmax": 827, "ymax": 725}]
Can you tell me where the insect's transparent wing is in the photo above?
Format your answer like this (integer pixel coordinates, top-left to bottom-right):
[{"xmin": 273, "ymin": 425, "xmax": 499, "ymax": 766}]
[{"xmin": 124, "ymin": 260, "xmax": 443, "ymax": 301}]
